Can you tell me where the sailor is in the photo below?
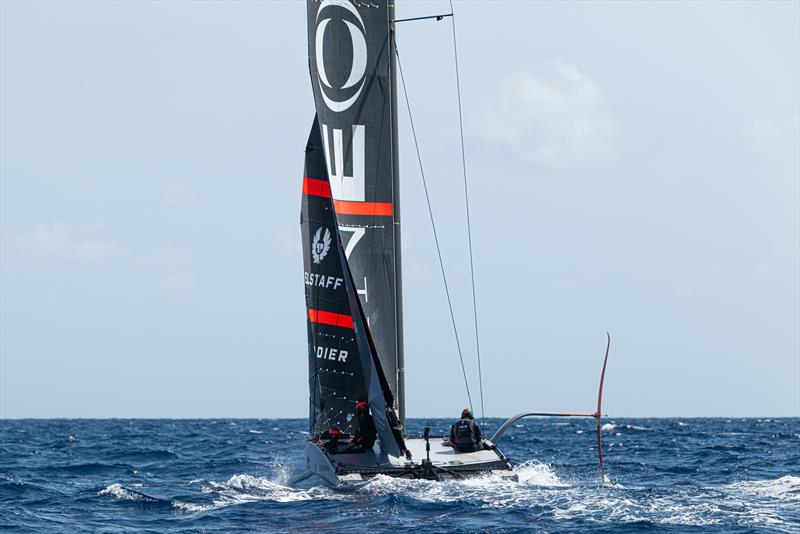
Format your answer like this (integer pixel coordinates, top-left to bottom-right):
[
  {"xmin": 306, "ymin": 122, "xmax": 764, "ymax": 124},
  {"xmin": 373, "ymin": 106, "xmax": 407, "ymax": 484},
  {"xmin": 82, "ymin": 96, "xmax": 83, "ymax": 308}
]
[
  {"xmin": 322, "ymin": 427, "xmax": 343, "ymax": 454},
  {"xmin": 449, "ymin": 408, "xmax": 483, "ymax": 453},
  {"xmin": 348, "ymin": 401, "xmax": 377, "ymax": 453}
]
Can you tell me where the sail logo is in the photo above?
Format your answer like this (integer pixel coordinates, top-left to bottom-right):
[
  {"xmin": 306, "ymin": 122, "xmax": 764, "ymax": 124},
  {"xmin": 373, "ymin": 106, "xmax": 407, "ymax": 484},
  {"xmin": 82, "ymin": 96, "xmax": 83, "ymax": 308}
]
[
  {"xmin": 315, "ymin": 0, "xmax": 367, "ymax": 113},
  {"xmin": 312, "ymin": 227, "xmax": 332, "ymax": 263},
  {"xmin": 321, "ymin": 123, "xmax": 365, "ymax": 201},
  {"xmin": 315, "ymin": 345, "xmax": 348, "ymax": 363},
  {"xmin": 305, "ymin": 272, "xmax": 343, "ymax": 290}
]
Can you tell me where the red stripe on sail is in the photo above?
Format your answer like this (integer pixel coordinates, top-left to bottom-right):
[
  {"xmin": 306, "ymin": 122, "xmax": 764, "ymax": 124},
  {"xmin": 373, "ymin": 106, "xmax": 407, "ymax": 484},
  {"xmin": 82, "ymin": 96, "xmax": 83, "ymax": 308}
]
[
  {"xmin": 303, "ymin": 178, "xmax": 392, "ymax": 216},
  {"xmin": 333, "ymin": 200, "xmax": 393, "ymax": 217},
  {"xmin": 302, "ymin": 177, "xmax": 331, "ymax": 198},
  {"xmin": 308, "ymin": 308, "xmax": 354, "ymax": 329}
]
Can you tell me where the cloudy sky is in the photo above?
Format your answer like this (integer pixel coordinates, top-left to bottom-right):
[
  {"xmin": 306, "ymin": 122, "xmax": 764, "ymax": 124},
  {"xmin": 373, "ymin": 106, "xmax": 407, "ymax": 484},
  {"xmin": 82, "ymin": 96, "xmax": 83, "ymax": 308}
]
[{"xmin": 1, "ymin": 1, "xmax": 798, "ymax": 418}]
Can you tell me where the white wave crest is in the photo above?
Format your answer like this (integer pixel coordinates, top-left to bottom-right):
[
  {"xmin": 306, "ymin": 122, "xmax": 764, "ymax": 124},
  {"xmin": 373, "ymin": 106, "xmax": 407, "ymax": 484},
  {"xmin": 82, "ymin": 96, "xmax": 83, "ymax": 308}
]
[
  {"xmin": 98, "ymin": 484, "xmax": 159, "ymax": 503},
  {"xmin": 515, "ymin": 460, "xmax": 569, "ymax": 487},
  {"xmin": 554, "ymin": 475, "xmax": 800, "ymax": 528},
  {"xmin": 725, "ymin": 475, "xmax": 800, "ymax": 502},
  {"xmin": 601, "ymin": 423, "xmax": 650, "ymax": 432},
  {"xmin": 164, "ymin": 462, "xmax": 800, "ymax": 530},
  {"xmin": 356, "ymin": 460, "xmax": 570, "ymax": 510},
  {"xmin": 172, "ymin": 500, "xmax": 214, "ymax": 513},
  {"xmin": 174, "ymin": 472, "xmax": 344, "ymax": 513},
  {"xmin": 174, "ymin": 460, "xmax": 570, "ymax": 513}
]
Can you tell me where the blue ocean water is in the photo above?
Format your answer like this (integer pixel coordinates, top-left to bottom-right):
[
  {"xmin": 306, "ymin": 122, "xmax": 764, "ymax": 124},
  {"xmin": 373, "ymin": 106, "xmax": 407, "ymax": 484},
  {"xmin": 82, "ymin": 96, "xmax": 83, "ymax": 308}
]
[{"xmin": 1, "ymin": 418, "xmax": 798, "ymax": 533}]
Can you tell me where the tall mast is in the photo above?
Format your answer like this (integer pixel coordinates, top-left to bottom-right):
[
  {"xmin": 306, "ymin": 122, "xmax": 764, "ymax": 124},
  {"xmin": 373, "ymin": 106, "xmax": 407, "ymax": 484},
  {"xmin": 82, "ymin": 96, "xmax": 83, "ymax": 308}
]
[{"xmin": 388, "ymin": 1, "xmax": 405, "ymax": 431}]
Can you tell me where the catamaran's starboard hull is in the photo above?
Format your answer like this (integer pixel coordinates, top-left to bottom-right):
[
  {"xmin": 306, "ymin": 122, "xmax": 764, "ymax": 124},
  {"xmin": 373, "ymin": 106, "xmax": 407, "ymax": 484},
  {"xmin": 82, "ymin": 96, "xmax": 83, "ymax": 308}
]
[{"xmin": 296, "ymin": 438, "xmax": 515, "ymax": 486}]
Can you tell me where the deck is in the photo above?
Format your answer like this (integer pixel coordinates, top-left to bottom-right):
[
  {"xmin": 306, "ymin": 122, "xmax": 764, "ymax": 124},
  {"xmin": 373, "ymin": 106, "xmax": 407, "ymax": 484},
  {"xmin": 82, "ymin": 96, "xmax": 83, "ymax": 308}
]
[{"xmin": 330, "ymin": 437, "xmax": 513, "ymax": 479}]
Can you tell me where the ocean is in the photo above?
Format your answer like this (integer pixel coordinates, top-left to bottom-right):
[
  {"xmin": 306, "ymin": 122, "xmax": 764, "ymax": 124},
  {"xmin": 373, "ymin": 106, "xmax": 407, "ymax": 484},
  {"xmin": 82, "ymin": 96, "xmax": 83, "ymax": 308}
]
[{"xmin": 1, "ymin": 418, "xmax": 798, "ymax": 533}]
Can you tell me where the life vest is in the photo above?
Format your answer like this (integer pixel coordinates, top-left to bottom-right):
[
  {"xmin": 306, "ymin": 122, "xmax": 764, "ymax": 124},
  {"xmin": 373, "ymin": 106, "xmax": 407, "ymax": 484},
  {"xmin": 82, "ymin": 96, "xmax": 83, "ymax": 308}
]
[{"xmin": 452, "ymin": 419, "xmax": 480, "ymax": 452}]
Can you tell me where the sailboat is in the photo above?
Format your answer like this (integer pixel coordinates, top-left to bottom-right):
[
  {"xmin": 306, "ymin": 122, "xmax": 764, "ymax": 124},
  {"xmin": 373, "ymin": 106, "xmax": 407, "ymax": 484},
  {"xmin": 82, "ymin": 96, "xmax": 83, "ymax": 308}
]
[{"xmin": 292, "ymin": 0, "xmax": 610, "ymax": 486}]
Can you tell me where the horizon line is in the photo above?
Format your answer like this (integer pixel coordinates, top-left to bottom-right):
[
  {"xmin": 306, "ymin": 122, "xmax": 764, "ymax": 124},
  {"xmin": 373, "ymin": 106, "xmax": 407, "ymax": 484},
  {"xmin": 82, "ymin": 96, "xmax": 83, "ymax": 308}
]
[{"xmin": 2, "ymin": 415, "xmax": 799, "ymax": 421}]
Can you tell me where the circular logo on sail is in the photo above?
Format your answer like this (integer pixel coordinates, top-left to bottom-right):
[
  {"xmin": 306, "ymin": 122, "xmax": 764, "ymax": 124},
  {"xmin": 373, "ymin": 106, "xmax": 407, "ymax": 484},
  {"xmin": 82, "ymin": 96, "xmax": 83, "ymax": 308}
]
[
  {"xmin": 315, "ymin": 0, "xmax": 367, "ymax": 113},
  {"xmin": 312, "ymin": 227, "xmax": 332, "ymax": 264}
]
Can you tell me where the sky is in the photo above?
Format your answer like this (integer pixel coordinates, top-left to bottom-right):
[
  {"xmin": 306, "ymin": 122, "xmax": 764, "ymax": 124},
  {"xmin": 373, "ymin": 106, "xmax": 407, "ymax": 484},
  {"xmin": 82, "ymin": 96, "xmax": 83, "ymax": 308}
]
[{"xmin": 1, "ymin": 0, "xmax": 798, "ymax": 419}]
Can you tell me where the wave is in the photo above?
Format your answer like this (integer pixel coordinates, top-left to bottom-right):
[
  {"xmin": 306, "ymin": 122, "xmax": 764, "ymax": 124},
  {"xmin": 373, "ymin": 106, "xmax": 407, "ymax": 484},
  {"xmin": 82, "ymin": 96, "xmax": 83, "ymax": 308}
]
[
  {"xmin": 347, "ymin": 460, "xmax": 572, "ymax": 510},
  {"xmin": 515, "ymin": 460, "xmax": 569, "ymax": 487},
  {"xmin": 96, "ymin": 468, "xmax": 800, "ymax": 531},
  {"xmin": 174, "ymin": 474, "xmax": 343, "ymax": 513},
  {"xmin": 550, "ymin": 475, "xmax": 800, "ymax": 528},
  {"xmin": 167, "ymin": 459, "xmax": 344, "ymax": 513},
  {"xmin": 48, "ymin": 462, "xmax": 133, "ymax": 475},
  {"xmin": 98, "ymin": 484, "xmax": 170, "ymax": 505},
  {"xmin": 0, "ymin": 474, "xmax": 49, "ymax": 497},
  {"xmin": 163, "ymin": 460, "xmax": 570, "ymax": 513},
  {"xmin": 724, "ymin": 475, "xmax": 800, "ymax": 502},
  {"xmin": 602, "ymin": 423, "xmax": 651, "ymax": 432},
  {"xmin": 108, "ymin": 449, "xmax": 180, "ymax": 462}
]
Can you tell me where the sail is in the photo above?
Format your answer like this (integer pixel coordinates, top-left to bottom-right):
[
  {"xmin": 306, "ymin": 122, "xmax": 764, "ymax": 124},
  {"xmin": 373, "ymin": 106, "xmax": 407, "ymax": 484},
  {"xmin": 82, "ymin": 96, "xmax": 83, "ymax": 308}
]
[
  {"xmin": 306, "ymin": 0, "xmax": 405, "ymax": 424},
  {"xmin": 301, "ymin": 117, "xmax": 405, "ymax": 457}
]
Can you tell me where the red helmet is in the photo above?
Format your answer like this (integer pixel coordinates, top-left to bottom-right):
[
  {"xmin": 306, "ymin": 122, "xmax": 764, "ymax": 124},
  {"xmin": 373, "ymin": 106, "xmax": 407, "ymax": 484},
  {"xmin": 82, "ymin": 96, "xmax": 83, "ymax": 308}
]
[
  {"xmin": 329, "ymin": 428, "xmax": 342, "ymax": 437},
  {"xmin": 461, "ymin": 408, "xmax": 474, "ymax": 420},
  {"xmin": 355, "ymin": 401, "xmax": 368, "ymax": 411}
]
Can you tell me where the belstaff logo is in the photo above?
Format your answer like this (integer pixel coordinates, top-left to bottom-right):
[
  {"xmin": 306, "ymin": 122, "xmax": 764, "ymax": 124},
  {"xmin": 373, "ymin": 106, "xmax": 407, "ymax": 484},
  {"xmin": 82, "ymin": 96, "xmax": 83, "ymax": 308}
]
[
  {"xmin": 312, "ymin": 227, "xmax": 332, "ymax": 264},
  {"xmin": 315, "ymin": 0, "xmax": 367, "ymax": 113}
]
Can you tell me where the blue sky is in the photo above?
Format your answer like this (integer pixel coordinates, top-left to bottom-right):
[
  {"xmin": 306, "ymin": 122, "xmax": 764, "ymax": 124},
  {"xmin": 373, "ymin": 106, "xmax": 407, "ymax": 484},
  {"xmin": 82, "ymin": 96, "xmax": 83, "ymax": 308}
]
[{"xmin": 1, "ymin": 1, "xmax": 798, "ymax": 418}]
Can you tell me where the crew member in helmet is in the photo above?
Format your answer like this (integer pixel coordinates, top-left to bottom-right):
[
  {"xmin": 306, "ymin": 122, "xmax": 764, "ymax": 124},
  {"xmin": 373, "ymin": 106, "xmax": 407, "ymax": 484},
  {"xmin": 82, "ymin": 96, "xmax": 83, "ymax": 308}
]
[
  {"xmin": 348, "ymin": 401, "xmax": 377, "ymax": 453},
  {"xmin": 322, "ymin": 427, "xmax": 343, "ymax": 454},
  {"xmin": 449, "ymin": 408, "xmax": 483, "ymax": 452}
]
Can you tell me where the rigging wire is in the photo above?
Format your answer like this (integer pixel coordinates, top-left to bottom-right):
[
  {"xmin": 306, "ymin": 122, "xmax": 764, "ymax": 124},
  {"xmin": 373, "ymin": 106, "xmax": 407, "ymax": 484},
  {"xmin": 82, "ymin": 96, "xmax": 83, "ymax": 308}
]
[
  {"xmin": 448, "ymin": 0, "xmax": 485, "ymax": 425},
  {"xmin": 394, "ymin": 46, "xmax": 473, "ymax": 412}
]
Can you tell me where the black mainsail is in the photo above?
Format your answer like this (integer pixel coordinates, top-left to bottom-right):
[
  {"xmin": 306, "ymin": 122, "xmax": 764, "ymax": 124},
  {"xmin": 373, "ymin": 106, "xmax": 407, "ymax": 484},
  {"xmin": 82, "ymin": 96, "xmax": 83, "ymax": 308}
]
[{"xmin": 305, "ymin": 0, "xmax": 404, "ymax": 424}]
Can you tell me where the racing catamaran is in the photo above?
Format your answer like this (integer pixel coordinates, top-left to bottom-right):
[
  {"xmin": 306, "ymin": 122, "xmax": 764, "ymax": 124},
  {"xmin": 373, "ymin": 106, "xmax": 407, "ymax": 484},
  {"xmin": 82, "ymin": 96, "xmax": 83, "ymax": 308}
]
[{"xmin": 293, "ymin": 0, "xmax": 610, "ymax": 486}]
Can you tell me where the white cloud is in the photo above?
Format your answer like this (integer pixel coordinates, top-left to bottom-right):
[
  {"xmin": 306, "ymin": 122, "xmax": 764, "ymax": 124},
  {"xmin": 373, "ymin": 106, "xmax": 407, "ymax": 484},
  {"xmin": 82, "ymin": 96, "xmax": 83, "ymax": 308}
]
[
  {"xmin": 745, "ymin": 119, "xmax": 782, "ymax": 157},
  {"xmin": 744, "ymin": 117, "xmax": 800, "ymax": 161},
  {"xmin": 21, "ymin": 222, "xmax": 121, "ymax": 265},
  {"xmin": 7, "ymin": 222, "xmax": 197, "ymax": 297},
  {"xmin": 482, "ymin": 61, "xmax": 617, "ymax": 167},
  {"xmin": 159, "ymin": 179, "xmax": 195, "ymax": 206},
  {"xmin": 748, "ymin": 119, "xmax": 781, "ymax": 144}
]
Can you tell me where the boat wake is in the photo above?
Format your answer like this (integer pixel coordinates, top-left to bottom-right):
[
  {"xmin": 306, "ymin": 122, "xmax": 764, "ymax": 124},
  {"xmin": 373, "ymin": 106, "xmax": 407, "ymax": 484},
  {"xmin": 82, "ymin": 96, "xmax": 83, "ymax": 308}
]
[
  {"xmin": 98, "ymin": 460, "xmax": 568, "ymax": 513},
  {"xmin": 97, "ymin": 465, "xmax": 800, "ymax": 530}
]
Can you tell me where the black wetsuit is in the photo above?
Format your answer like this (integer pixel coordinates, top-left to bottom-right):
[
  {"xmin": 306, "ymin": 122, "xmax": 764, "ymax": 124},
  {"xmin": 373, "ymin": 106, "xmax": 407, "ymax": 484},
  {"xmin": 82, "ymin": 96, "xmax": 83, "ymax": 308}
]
[
  {"xmin": 350, "ymin": 412, "xmax": 377, "ymax": 452},
  {"xmin": 450, "ymin": 418, "xmax": 483, "ymax": 452},
  {"xmin": 321, "ymin": 429, "xmax": 346, "ymax": 454}
]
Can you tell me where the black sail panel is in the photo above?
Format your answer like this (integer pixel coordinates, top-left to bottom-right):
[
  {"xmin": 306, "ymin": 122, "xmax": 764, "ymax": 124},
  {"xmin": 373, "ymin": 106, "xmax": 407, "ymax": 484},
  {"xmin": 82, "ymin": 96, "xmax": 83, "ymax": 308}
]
[
  {"xmin": 306, "ymin": 0, "xmax": 404, "ymax": 423},
  {"xmin": 301, "ymin": 117, "xmax": 405, "ymax": 456}
]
